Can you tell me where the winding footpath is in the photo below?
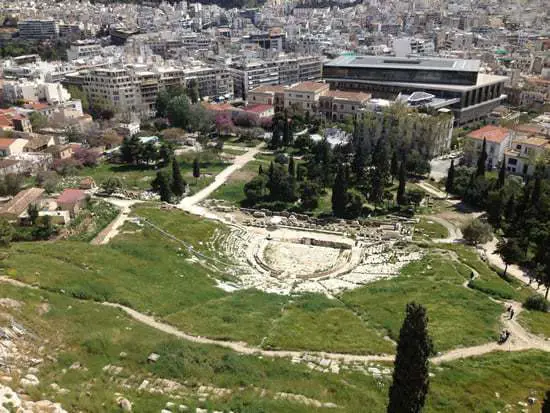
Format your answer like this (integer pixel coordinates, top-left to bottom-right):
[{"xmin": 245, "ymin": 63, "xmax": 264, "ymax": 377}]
[
  {"xmin": 2, "ymin": 275, "xmax": 549, "ymax": 368},
  {"xmin": 177, "ymin": 143, "xmax": 263, "ymax": 218}
]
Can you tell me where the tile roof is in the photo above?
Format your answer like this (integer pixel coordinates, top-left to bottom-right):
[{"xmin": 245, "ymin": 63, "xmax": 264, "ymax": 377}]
[
  {"xmin": 57, "ymin": 188, "xmax": 86, "ymax": 204},
  {"xmin": 0, "ymin": 138, "xmax": 17, "ymax": 148},
  {"xmin": 0, "ymin": 187, "xmax": 44, "ymax": 217},
  {"xmin": 244, "ymin": 104, "xmax": 273, "ymax": 113},
  {"xmin": 287, "ymin": 82, "xmax": 329, "ymax": 93},
  {"xmin": 467, "ymin": 125, "xmax": 510, "ymax": 144}
]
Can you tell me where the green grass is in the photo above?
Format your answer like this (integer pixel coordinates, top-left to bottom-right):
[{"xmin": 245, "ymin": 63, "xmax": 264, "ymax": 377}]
[
  {"xmin": 264, "ymin": 294, "xmax": 394, "ymax": 354},
  {"xmin": 209, "ymin": 160, "xmax": 264, "ymax": 205},
  {"xmin": 79, "ymin": 151, "xmax": 229, "ymax": 192},
  {"xmin": 440, "ymin": 244, "xmax": 532, "ymax": 302},
  {"xmin": 3, "ymin": 283, "xmax": 550, "ymax": 412},
  {"xmin": 518, "ymin": 309, "xmax": 550, "ymax": 338},
  {"xmin": 223, "ymin": 147, "xmax": 247, "ymax": 156},
  {"xmin": 413, "ymin": 218, "xmax": 449, "ymax": 241},
  {"xmin": 340, "ymin": 252, "xmax": 503, "ymax": 352},
  {"xmin": 67, "ymin": 199, "xmax": 119, "ymax": 242}
]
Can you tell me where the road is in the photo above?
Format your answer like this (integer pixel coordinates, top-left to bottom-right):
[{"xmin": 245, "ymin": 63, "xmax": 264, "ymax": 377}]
[{"xmin": 177, "ymin": 143, "xmax": 263, "ymax": 217}]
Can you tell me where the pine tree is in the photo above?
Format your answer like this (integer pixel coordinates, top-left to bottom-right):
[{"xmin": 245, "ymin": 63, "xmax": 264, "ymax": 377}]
[
  {"xmin": 397, "ymin": 161, "xmax": 407, "ymax": 206},
  {"xmin": 193, "ymin": 158, "xmax": 201, "ymax": 180},
  {"xmin": 258, "ymin": 164, "xmax": 264, "ymax": 175},
  {"xmin": 156, "ymin": 171, "xmax": 173, "ymax": 203},
  {"xmin": 171, "ymin": 159, "xmax": 186, "ymax": 197},
  {"xmin": 390, "ymin": 151, "xmax": 399, "ymax": 183},
  {"xmin": 497, "ymin": 156, "xmax": 506, "ymax": 189},
  {"xmin": 288, "ymin": 156, "xmax": 295, "ymax": 178},
  {"xmin": 445, "ymin": 159, "xmax": 455, "ymax": 194},
  {"xmin": 331, "ymin": 166, "xmax": 348, "ymax": 217},
  {"xmin": 388, "ymin": 302, "xmax": 432, "ymax": 413},
  {"xmin": 476, "ymin": 137, "xmax": 488, "ymax": 177}
]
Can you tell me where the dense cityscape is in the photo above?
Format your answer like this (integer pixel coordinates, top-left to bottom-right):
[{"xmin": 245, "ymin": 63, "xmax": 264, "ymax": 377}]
[{"xmin": 0, "ymin": 0, "xmax": 549, "ymax": 411}]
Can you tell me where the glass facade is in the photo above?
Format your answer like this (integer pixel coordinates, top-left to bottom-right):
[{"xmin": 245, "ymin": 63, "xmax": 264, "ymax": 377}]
[{"xmin": 323, "ymin": 66, "xmax": 478, "ymax": 86}]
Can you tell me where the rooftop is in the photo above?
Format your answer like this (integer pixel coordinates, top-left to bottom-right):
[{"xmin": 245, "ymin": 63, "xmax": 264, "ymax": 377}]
[
  {"xmin": 0, "ymin": 187, "xmax": 44, "ymax": 218},
  {"xmin": 244, "ymin": 104, "xmax": 273, "ymax": 114},
  {"xmin": 325, "ymin": 55, "xmax": 481, "ymax": 72},
  {"xmin": 467, "ymin": 125, "xmax": 510, "ymax": 143},
  {"xmin": 249, "ymin": 84, "xmax": 286, "ymax": 94},
  {"xmin": 287, "ymin": 82, "xmax": 329, "ymax": 93},
  {"xmin": 322, "ymin": 90, "xmax": 372, "ymax": 101},
  {"xmin": 57, "ymin": 188, "xmax": 86, "ymax": 204},
  {"xmin": 0, "ymin": 138, "xmax": 16, "ymax": 148}
]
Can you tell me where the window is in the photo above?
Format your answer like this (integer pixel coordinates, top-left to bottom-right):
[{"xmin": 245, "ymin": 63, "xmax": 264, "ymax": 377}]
[{"xmin": 508, "ymin": 158, "xmax": 517, "ymax": 165}]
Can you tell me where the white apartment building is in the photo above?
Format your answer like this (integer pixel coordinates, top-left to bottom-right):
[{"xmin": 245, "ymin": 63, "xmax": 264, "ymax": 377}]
[
  {"xmin": 465, "ymin": 125, "xmax": 513, "ymax": 169},
  {"xmin": 229, "ymin": 55, "xmax": 323, "ymax": 99},
  {"xmin": 67, "ymin": 40, "xmax": 103, "ymax": 61},
  {"xmin": 2, "ymin": 80, "xmax": 71, "ymax": 105},
  {"xmin": 505, "ymin": 136, "xmax": 550, "ymax": 176},
  {"xmin": 393, "ymin": 37, "xmax": 436, "ymax": 57},
  {"xmin": 283, "ymin": 82, "xmax": 330, "ymax": 115},
  {"xmin": 18, "ymin": 19, "xmax": 59, "ymax": 40}
]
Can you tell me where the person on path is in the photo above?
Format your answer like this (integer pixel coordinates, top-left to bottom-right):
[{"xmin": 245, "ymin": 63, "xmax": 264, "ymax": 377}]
[{"xmin": 509, "ymin": 309, "xmax": 515, "ymax": 320}]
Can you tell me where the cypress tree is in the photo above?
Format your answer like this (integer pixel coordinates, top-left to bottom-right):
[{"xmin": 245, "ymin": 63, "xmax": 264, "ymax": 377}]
[
  {"xmin": 288, "ymin": 156, "xmax": 295, "ymax": 177},
  {"xmin": 542, "ymin": 390, "xmax": 550, "ymax": 413},
  {"xmin": 532, "ymin": 175, "xmax": 542, "ymax": 206},
  {"xmin": 397, "ymin": 161, "xmax": 407, "ymax": 206},
  {"xmin": 271, "ymin": 126, "xmax": 282, "ymax": 149},
  {"xmin": 497, "ymin": 156, "xmax": 506, "ymax": 189},
  {"xmin": 193, "ymin": 158, "xmax": 201, "ymax": 180},
  {"xmin": 156, "ymin": 171, "xmax": 173, "ymax": 203},
  {"xmin": 445, "ymin": 159, "xmax": 455, "ymax": 194},
  {"xmin": 283, "ymin": 118, "xmax": 292, "ymax": 146},
  {"xmin": 370, "ymin": 138, "xmax": 390, "ymax": 205},
  {"xmin": 331, "ymin": 166, "xmax": 348, "ymax": 217},
  {"xmin": 258, "ymin": 164, "xmax": 264, "ymax": 175},
  {"xmin": 388, "ymin": 302, "xmax": 432, "ymax": 413},
  {"xmin": 353, "ymin": 140, "xmax": 366, "ymax": 182},
  {"xmin": 390, "ymin": 151, "xmax": 399, "ymax": 183},
  {"xmin": 504, "ymin": 194, "xmax": 516, "ymax": 222},
  {"xmin": 171, "ymin": 159, "xmax": 186, "ymax": 197},
  {"xmin": 476, "ymin": 137, "xmax": 487, "ymax": 177}
]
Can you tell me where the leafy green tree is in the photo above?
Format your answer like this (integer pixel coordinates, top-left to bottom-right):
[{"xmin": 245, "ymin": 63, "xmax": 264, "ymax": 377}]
[
  {"xmin": 397, "ymin": 161, "xmax": 407, "ymax": 206},
  {"xmin": 476, "ymin": 137, "xmax": 487, "ymax": 177},
  {"xmin": 445, "ymin": 159, "xmax": 455, "ymax": 194},
  {"xmin": 120, "ymin": 136, "xmax": 141, "ymax": 164},
  {"xmin": 101, "ymin": 176, "xmax": 124, "ymax": 194},
  {"xmin": 28, "ymin": 111, "xmax": 48, "ymax": 131},
  {"xmin": 244, "ymin": 175, "xmax": 268, "ymax": 205},
  {"xmin": 156, "ymin": 90, "xmax": 172, "ymax": 118},
  {"xmin": 388, "ymin": 302, "xmax": 432, "ymax": 413},
  {"xmin": 171, "ymin": 159, "xmax": 186, "ymax": 197},
  {"xmin": 332, "ymin": 166, "xmax": 348, "ymax": 217},
  {"xmin": 186, "ymin": 78, "xmax": 200, "ymax": 104},
  {"xmin": 266, "ymin": 162, "xmax": 296, "ymax": 202},
  {"xmin": 158, "ymin": 144, "xmax": 174, "ymax": 166},
  {"xmin": 141, "ymin": 142, "xmax": 158, "ymax": 165},
  {"xmin": 496, "ymin": 238, "xmax": 523, "ymax": 277},
  {"xmin": 193, "ymin": 158, "xmax": 201, "ymax": 181},
  {"xmin": 462, "ymin": 219, "xmax": 492, "ymax": 245},
  {"xmin": 67, "ymin": 85, "xmax": 89, "ymax": 112},
  {"xmin": 486, "ymin": 190, "xmax": 504, "ymax": 228},
  {"xmin": 0, "ymin": 217, "xmax": 14, "ymax": 247},
  {"xmin": 346, "ymin": 190, "xmax": 365, "ymax": 218},
  {"xmin": 296, "ymin": 164, "xmax": 307, "ymax": 182},
  {"xmin": 27, "ymin": 203, "xmax": 39, "ymax": 226},
  {"xmin": 300, "ymin": 181, "xmax": 320, "ymax": 210},
  {"xmin": 166, "ymin": 95, "xmax": 191, "ymax": 129}
]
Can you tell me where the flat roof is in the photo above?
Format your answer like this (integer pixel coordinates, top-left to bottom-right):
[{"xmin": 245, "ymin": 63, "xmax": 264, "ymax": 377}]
[{"xmin": 325, "ymin": 55, "xmax": 481, "ymax": 72}]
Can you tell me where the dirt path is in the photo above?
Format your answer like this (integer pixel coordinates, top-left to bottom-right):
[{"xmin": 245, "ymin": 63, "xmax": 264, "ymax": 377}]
[
  {"xmin": 177, "ymin": 143, "xmax": 263, "ymax": 217},
  {"xmin": 2, "ymin": 276, "xmax": 549, "ymax": 367},
  {"xmin": 90, "ymin": 199, "xmax": 141, "ymax": 245},
  {"xmin": 428, "ymin": 215, "xmax": 462, "ymax": 243}
]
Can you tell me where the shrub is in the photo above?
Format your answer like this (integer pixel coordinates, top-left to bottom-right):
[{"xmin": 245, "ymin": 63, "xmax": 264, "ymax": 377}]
[
  {"xmin": 462, "ymin": 219, "xmax": 492, "ymax": 245},
  {"xmin": 523, "ymin": 295, "xmax": 549, "ymax": 312}
]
